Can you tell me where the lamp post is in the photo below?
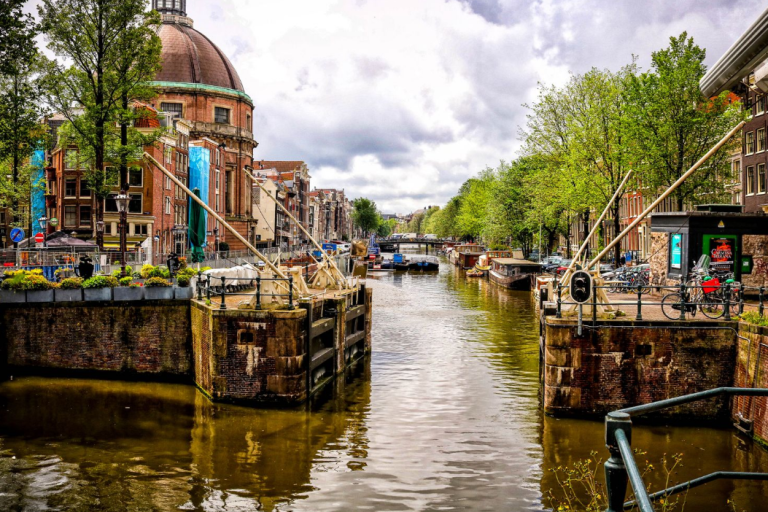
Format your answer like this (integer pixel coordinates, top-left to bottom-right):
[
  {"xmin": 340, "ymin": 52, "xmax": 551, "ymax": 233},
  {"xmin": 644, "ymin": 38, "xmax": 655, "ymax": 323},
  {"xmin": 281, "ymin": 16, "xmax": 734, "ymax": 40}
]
[
  {"xmin": 37, "ymin": 216, "xmax": 48, "ymax": 248},
  {"xmin": 115, "ymin": 193, "xmax": 130, "ymax": 278}
]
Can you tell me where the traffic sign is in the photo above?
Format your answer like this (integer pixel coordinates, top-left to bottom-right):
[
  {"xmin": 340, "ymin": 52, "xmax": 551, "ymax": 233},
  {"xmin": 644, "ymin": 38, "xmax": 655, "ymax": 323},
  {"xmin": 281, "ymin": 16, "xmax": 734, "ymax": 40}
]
[
  {"xmin": 35, "ymin": 233, "xmax": 45, "ymax": 244},
  {"xmin": 49, "ymin": 217, "xmax": 59, "ymax": 227},
  {"xmin": 10, "ymin": 228, "xmax": 24, "ymax": 243}
]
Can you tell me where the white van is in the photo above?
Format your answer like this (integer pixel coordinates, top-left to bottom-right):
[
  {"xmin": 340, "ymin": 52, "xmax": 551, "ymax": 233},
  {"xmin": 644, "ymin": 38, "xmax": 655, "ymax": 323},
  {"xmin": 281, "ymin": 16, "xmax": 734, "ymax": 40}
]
[
  {"xmin": 423, "ymin": 234, "xmax": 437, "ymax": 240},
  {"xmin": 403, "ymin": 233, "xmax": 418, "ymax": 239}
]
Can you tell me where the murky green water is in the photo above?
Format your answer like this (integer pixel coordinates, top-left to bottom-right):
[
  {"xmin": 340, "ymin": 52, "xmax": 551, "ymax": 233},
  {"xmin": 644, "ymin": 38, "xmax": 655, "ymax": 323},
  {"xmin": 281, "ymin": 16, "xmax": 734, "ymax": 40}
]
[{"xmin": 0, "ymin": 256, "xmax": 766, "ymax": 511}]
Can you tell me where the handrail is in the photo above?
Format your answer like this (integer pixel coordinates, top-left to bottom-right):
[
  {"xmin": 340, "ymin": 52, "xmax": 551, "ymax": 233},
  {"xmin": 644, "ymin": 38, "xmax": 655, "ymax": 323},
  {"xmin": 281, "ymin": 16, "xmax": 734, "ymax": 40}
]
[
  {"xmin": 195, "ymin": 272, "xmax": 294, "ymax": 311},
  {"xmin": 604, "ymin": 389, "xmax": 768, "ymax": 512}
]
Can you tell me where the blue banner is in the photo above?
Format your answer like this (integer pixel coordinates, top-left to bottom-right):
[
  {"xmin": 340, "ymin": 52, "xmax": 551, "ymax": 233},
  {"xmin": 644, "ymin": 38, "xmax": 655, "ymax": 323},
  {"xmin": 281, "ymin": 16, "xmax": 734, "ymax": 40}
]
[
  {"xmin": 188, "ymin": 146, "xmax": 211, "ymax": 240},
  {"xmin": 31, "ymin": 150, "xmax": 46, "ymax": 237}
]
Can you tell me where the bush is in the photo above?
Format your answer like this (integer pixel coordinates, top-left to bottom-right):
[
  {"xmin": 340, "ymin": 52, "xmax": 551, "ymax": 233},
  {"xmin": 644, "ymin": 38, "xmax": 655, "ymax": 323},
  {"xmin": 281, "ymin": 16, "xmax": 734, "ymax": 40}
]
[
  {"xmin": 201, "ymin": 266, "xmax": 212, "ymax": 273},
  {"xmin": 739, "ymin": 311, "xmax": 768, "ymax": 327},
  {"xmin": 129, "ymin": 282, "xmax": 143, "ymax": 288},
  {"xmin": 111, "ymin": 265, "xmax": 133, "ymax": 278},
  {"xmin": 177, "ymin": 275, "xmax": 190, "ymax": 287},
  {"xmin": 218, "ymin": 241, "xmax": 229, "ymax": 252},
  {"xmin": 145, "ymin": 277, "xmax": 171, "ymax": 287},
  {"xmin": 83, "ymin": 276, "xmax": 118, "ymax": 289},
  {"xmin": 140, "ymin": 264, "xmax": 155, "ymax": 279},
  {"xmin": 1, "ymin": 271, "xmax": 27, "ymax": 291},
  {"xmin": 60, "ymin": 277, "xmax": 84, "ymax": 290},
  {"xmin": 22, "ymin": 274, "xmax": 52, "ymax": 291},
  {"xmin": 119, "ymin": 277, "xmax": 133, "ymax": 287},
  {"xmin": 177, "ymin": 267, "xmax": 198, "ymax": 279},
  {"xmin": 178, "ymin": 257, "xmax": 188, "ymax": 270}
]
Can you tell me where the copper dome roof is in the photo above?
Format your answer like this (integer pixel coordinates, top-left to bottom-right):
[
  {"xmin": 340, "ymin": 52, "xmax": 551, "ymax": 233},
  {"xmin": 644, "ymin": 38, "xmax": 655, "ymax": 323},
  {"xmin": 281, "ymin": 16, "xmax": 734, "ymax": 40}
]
[{"xmin": 155, "ymin": 20, "xmax": 245, "ymax": 93}]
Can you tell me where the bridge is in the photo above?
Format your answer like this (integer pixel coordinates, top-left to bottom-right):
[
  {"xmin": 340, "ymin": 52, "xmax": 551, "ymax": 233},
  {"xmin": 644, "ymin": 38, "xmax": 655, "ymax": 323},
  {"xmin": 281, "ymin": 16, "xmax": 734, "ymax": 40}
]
[{"xmin": 378, "ymin": 238, "xmax": 449, "ymax": 253}]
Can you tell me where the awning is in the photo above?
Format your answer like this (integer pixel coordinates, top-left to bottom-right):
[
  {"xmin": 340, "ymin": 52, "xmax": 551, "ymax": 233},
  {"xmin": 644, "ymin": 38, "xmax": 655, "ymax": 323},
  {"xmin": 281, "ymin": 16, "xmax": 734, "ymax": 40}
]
[{"xmin": 700, "ymin": 6, "xmax": 768, "ymax": 97}]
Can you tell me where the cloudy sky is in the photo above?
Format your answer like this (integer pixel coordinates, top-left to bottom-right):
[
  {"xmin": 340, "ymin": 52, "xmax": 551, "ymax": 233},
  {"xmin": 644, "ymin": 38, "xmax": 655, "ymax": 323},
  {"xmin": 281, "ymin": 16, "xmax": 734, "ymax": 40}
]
[{"xmin": 27, "ymin": 0, "xmax": 768, "ymax": 213}]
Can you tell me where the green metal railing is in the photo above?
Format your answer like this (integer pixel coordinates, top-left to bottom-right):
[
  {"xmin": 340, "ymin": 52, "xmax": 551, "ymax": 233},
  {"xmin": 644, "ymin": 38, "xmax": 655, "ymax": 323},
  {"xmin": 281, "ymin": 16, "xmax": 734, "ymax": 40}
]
[{"xmin": 604, "ymin": 387, "xmax": 768, "ymax": 512}]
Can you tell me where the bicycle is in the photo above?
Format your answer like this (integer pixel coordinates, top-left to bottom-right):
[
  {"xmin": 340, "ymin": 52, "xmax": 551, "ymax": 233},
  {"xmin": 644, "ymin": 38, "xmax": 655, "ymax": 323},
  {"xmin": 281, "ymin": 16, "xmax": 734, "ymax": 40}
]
[{"xmin": 661, "ymin": 272, "xmax": 725, "ymax": 320}]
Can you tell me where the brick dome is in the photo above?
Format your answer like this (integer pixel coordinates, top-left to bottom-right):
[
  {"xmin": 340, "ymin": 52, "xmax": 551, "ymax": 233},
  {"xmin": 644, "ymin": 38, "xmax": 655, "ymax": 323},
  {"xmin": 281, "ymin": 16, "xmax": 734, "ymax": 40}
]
[{"xmin": 155, "ymin": 18, "xmax": 245, "ymax": 93}]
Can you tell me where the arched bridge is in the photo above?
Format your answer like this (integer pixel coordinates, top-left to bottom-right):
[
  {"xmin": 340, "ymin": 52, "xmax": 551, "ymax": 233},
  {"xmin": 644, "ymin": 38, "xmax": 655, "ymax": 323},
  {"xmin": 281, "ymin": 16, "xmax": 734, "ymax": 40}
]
[{"xmin": 378, "ymin": 238, "xmax": 449, "ymax": 253}]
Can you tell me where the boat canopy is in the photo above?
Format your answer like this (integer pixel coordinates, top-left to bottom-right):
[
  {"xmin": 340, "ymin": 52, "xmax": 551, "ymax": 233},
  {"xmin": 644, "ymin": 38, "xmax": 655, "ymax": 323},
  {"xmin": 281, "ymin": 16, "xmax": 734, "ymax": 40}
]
[{"xmin": 493, "ymin": 258, "xmax": 541, "ymax": 266}]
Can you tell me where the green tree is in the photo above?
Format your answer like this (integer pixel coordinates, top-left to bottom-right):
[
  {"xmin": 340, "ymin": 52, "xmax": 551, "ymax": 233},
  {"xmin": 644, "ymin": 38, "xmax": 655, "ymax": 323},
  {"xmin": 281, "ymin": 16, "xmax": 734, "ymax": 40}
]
[
  {"xmin": 39, "ymin": 0, "xmax": 162, "ymax": 248},
  {"xmin": 352, "ymin": 197, "xmax": 380, "ymax": 235},
  {"xmin": 0, "ymin": 0, "xmax": 46, "ymax": 230},
  {"xmin": 455, "ymin": 170, "xmax": 493, "ymax": 241},
  {"xmin": 624, "ymin": 32, "xmax": 744, "ymax": 211},
  {"xmin": 376, "ymin": 215, "xmax": 392, "ymax": 237}
]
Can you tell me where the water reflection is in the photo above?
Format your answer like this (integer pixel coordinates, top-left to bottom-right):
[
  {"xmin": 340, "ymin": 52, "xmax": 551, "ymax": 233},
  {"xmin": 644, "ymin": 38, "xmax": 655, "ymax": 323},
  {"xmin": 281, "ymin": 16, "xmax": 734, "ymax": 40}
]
[{"xmin": 0, "ymin": 255, "xmax": 765, "ymax": 511}]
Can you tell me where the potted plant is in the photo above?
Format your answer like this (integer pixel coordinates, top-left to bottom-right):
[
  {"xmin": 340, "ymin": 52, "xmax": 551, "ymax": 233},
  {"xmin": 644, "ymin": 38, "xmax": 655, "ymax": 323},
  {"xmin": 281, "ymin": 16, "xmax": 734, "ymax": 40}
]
[
  {"xmin": 144, "ymin": 277, "xmax": 173, "ymax": 300},
  {"xmin": 111, "ymin": 264, "xmax": 133, "ymax": 278},
  {"xmin": 24, "ymin": 274, "xmax": 54, "ymax": 303},
  {"xmin": 0, "ymin": 270, "xmax": 28, "ymax": 303},
  {"xmin": 55, "ymin": 277, "xmax": 84, "ymax": 302},
  {"xmin": 113, "ymin": 276, "xmax": 144, "ymax": 301},
  {"xmin": 83, "ymin": 275, "xmax": 118, "ymax": 301},
  {"xmin": 174, "ymin": 272, "xmax": 194, "ymax": 299}
]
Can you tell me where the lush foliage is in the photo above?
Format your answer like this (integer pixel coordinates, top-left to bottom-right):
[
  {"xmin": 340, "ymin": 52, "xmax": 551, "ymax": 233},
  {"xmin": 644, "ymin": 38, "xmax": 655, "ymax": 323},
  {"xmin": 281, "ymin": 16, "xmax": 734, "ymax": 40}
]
[
  {"xmin": 739, "ymin": 311, "xmax": 768, "ymax": 327},
  {"xmin": 352, "ymin": 197, "xmax": 380, "ymax": 235},
  {"xmin": 112, "ymin": 264, "xmax": 133, "ymax": 277},
  {"xmin": 59, "ymin": 277, "xmax": 83, "ymax": 289},
  {"xmin": 140, "ymin": 264, "xmax": 170, "ymax": 279},
  {"xmin": 145, "ymin": 277, "xmax": 171, "ymax": 288},
  {"xmin": 119, "ymin": 276, "xmax": 133, "ymax": 287},
  {"xmin": 176, "ymin": 275, "xmax": 190, "ymax": 288},
  {"xmin": 83, "ymin": 275, "xmax": 118, "ymax": 289},
  {"xmin": 1, "ymin": 269, "xmax": 46, "ymax": 291}
]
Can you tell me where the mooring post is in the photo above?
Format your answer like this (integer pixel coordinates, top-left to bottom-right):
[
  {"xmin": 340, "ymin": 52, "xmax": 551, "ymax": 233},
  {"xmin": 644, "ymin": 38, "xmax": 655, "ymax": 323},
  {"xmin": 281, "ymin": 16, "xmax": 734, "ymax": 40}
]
[
  {"xmin": 220, "ymin": 276, "xmax": 227, "ymax": 310},
  {"xmin": 197, "ymin": 270, "xmax": 203, "ymax": 301},
  {"xmin": 556, "ymin": 279, "xmax": 562, "ymax": 319},
  {"xmin": 724, "ymin": 282, "xmax": 731, "ymax": 321},
  {"xmin": 679, "ymin": 281, "xmax": 686, "ymax": 321},
  {"xmin": 288, "ymin": 276, "xmax": 295, "ymax": 310},
  {"xmin": 760, "ymin": 287, "xmax": 765, "ymax": 317},
  {"xmin": 255, "ymin": 276, "xmax": 262, "ymax": 310},
  {"xmin": 636, "ymin": 284, "xmax": 643, "ymax": 321},
  {"xmin": 604, "ymin": 411, "xmax": 632, "ymax": 512},
  {"xmin": 206, "ymin": 275, "xmax": 211, "ymax": 302}
]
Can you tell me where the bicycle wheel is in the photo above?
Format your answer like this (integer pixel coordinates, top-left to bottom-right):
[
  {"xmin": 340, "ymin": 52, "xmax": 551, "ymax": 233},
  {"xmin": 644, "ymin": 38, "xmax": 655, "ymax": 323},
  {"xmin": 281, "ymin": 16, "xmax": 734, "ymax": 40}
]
[
  {"xmin": 661, "ymin": 293, "xmax": 684, "ymax": 320},
  {"xmin": 699, "ymin": 294, "xmax": 725, "ymax": 319}
]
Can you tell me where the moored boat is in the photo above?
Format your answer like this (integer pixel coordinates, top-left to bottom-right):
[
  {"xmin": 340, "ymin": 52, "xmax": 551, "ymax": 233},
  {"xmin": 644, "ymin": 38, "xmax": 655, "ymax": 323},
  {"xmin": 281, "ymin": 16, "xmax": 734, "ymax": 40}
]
[
  {"xmin": 488, "ymin": 258, "xmax": 541, "ymax": 290},
  {"xmin": 450, "ymin": 244, "xmax": 485, "ymax": 269},
  {"xmin": 408, "ymin": 256, "xmax": 440, "ymax": 272},
  {"xmin": 393, "ymin": 253, "xmax": 410, "ymax": 271}
]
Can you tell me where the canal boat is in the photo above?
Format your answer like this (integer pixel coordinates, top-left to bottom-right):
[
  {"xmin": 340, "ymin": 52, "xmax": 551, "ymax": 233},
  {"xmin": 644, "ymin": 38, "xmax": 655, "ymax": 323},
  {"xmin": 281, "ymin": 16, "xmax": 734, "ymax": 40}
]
[
  {"xmin": 393, "ymin": 253, "xmax": 410, "ymax": 271},
  {"xmin": 449, "ymin": 244, "xmax": 485, "ymax": 269},
  {"xmin": 488, "ymin": 258, "xmax": 541, "ymax": 290},
  {"xmin": 466, "ymin": 268, "xmax": 485, "ymax": 278},
  {"xmin": 408, "ymin": 256, "xmax": 440, "ymax": 272}
]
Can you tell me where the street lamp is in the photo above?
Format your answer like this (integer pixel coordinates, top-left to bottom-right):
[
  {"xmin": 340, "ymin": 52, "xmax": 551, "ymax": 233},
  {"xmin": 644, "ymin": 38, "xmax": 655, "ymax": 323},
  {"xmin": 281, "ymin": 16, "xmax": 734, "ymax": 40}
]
[
  {"xmin": 37, "ymin": 216, "xmax": 47, "ymax": 248},
  {"xmin": 115, "ymin": 193, "xmax": 130, "ymax": 277}
]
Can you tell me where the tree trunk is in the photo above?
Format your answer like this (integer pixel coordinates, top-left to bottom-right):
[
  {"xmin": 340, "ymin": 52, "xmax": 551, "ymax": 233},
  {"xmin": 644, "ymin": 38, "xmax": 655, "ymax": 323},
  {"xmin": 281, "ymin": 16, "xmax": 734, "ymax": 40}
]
[
  {"xmin": 565, "ymin": 215, "xmax": 572, "ymax": 259},
  {"xmin": 613, "ymin": 204, "xmax": 621, "ymax": 267},
  {"xmin": 581, "ymin": 208, "xmax": 591, "ymax": 259}
]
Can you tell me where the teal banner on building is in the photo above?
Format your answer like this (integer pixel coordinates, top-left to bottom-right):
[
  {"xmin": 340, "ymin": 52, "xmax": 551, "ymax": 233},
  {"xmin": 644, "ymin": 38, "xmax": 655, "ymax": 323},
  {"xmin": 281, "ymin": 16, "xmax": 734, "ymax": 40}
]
[{"xmin": 670, "ymin": 233, "xmax": 682, "ymax": 269}]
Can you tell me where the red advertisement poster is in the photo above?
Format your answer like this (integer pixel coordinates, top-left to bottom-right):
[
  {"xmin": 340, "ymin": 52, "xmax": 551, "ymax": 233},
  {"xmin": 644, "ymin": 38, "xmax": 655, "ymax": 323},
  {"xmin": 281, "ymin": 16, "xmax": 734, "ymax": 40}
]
[{"xmin": 709, "ymin": 237, "xmax": 734, "ymax": 269}]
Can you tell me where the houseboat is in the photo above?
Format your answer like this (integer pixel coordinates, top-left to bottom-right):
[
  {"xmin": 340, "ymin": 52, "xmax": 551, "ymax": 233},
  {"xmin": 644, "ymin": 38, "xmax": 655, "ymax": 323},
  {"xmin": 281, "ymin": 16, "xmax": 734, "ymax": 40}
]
[
  {"xmin": 408, "ymin": 255, "xmax": 440, "ymax": 272},
  {"xmin": 489, "ymin": 258, "xmax": 541, "ymax": 291},
  {"xmin": 449, "ymin": 244, "xmax": 485, "ymax": 269},
  {"xmin": 475, "ymin": 250, "xmax": 515, "ymax": 272},
  {"xmin": 393, "ymin": 253, "xmax": 410, "ymax": 271}
]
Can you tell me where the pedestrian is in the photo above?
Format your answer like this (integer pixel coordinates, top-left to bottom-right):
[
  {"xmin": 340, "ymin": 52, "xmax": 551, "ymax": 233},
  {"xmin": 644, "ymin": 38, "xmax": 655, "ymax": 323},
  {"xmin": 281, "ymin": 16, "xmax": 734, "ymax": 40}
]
[{"xmin": 619, "ymin": 254, "xmax": 626, "ymax": 266}]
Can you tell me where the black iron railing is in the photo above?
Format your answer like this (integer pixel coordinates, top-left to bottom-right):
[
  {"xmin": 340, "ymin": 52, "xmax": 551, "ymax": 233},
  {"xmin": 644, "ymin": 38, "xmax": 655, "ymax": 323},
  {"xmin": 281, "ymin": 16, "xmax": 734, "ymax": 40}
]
[
  {"xmin": 195, "ymin": 272, "xmax": 294, "ymax": 310},
  {"xmin": 604, "ymin": 388, "xmax": 768, "ymax": 512}
]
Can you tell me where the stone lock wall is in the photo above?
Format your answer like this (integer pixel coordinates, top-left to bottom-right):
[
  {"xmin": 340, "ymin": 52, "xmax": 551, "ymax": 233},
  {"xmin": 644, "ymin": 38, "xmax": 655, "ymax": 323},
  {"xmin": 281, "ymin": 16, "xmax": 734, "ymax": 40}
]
[
  {"xmin": 733, "ymin": 322, "xmax": 768, "ymax": 447},
  {"xmin": 0, "ymin": 302, "xmax": 192, "ymax": 376},
  {"xmin": 543, "ymin": 318, "xmax": 737, "ymax": 418},
  {"xmin": 743, "ymin": 234, "xmax": 768, "ymax": 289},
  {"xmin": 648, "ymin": 232, "xmax": 681, "ymax": 291}
]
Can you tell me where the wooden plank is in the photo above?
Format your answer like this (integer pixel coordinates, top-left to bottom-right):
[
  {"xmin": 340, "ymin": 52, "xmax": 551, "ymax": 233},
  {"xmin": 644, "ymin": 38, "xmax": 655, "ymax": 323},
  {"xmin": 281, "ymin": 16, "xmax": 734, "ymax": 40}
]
[
  {"xmin": 345, "ymin": 330, "xmax": 365, "ymax": 349},
  {"xmin": 310, "ymin": 317, "xmax": 335, "ymax": 339},
  {"xmin": 346, "ymin": 305, "xmax": 365, "ymax": 321},
  {"xmin": 310, "ymin": 347, "xmax": 334, "ymax": 370}
]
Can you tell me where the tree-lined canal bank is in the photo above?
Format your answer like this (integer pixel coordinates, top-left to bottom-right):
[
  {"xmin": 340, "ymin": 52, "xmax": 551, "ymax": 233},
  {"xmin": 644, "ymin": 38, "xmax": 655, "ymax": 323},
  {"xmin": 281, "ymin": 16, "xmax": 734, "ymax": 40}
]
[{"xmin": 0, "ymin": 258, "xmax": 766, "ymax": 510}]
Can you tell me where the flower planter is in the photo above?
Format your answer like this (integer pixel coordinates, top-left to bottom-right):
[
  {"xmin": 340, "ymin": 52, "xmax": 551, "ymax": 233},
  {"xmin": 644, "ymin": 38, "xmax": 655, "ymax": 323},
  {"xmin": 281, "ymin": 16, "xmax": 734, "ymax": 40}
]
[
  {"xmin": 144, "ymin": 287, "xmax": 173, "ymax": 300},
  {"xmin": 26, "ymin": 289, "xmax": 55, "ymax": 303},
  {"xmin": 54, "ymin": 289, "xmax": 83, "ymax": 302},
  {"xmin": 0, "ymin": 290, "xmax": 26, "ymax": 303},
  {"xmin": 113, "ymin": 287, "xmax": 144, "ymax": 301},
  {"xmin": 84, "ymin": 288, "xmax": 112, "ymax": 302},
  {"xmin": 174, "ymin": 286, "xmax": 194, "ymax": 300}
]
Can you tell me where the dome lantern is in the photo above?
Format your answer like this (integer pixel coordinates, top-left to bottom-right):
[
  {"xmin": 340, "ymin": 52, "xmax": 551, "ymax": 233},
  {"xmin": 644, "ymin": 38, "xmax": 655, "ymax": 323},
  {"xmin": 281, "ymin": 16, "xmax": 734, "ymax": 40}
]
[{"xmin": 152, "ymin": 0, "xmax": 186, "ymax": 17}]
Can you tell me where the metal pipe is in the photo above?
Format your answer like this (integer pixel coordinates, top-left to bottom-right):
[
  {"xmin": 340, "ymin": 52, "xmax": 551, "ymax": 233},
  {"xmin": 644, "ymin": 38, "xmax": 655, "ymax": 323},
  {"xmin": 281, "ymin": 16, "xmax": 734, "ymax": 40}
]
[
  {"xmin": 620, "ymin": 387, "xmax": 768, "ymax": 417},
  {"xmin": 588, "ymin": 121, "xmax": 745, "ymax": 269},
  {"xmin": 615, "ymin": 429, "xmax": 654, "ymax": 512},
  {"xmin": 143, "ymin": 152, "xmax": 294, "ymax": 286},
  {"xmin": 625, "ymin": 471, "xmax": 768, "ymax": 508}
]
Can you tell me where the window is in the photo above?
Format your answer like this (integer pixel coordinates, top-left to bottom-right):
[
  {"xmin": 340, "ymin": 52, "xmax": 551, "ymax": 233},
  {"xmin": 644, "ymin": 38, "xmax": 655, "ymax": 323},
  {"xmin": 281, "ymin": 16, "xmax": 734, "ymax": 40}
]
[
  {"xmin": 747, "ymin": 166, "xmax": 755, "ymax": 195},
  {"xmin": 65, "ymin": 150, "xmax": 78, "ymax": 170},
  {"xmin": 105, "ymin": 194, "xmax": 118, "ymax": 213},
  {"xmin": 215, "ymin": 192, "xmax": 220, "ymax": 211},
  {"xmin": 246, "ymin": 113, "xmax": 251, "ymax": 131},
  {"xmin": 129, "ymin": 167, "xmax": 143, "ymax": 187},
  {"xmin": 165, "ymin": 176, "xmax": 172, "ymax": 190},
  {"xmin": 758, "ymin": 95, "xmax": 766, "ymax": 115},
  {"xmin": 129, "ymin": 194, "xmax": 142, "ymax": 214},
  {"xmin": 732, "ymin": 159, "xmax": 741, "ymax": 179},
  {"xmin": 79, "ymin": 206, "xmax": 91, "ymax": 226},
  {"xmin": 161, "ymin": 102, "xmax": 183, "ymax": 119},
  {"xmin": 165, "ymin": 197, "xmax": 171, "ymax": 215},
  {"xmin": 64, "ymin": 206, "xmax": 76, "ymax": 227},
  {"xmin": 759, "ymin": 128, "xmax": 766, "ymax": 152},
  {"xmin": 746, "ymin": 132, "xmax": 755, "ymax": 155},
  {"xmin": 215, "ymin": 107, "xmax": 230, "ymax": 124},
  {"xmin": 80, "ymin": 177, "xmax": 91, "ymax": 198},
  {"xmin": 215, "ymin": 169, "xmax": 220, "ymax": 191},
  {"xmin": 65, "ymin": 178, "xmax": 77, "ymax": 197},
  {"xmin": 759, "ymin": 164, "xmax": 767, "ymax": 194},
  {"xmin": 135, "ymin": 224, "xmax": 149, "ymax": 236}
]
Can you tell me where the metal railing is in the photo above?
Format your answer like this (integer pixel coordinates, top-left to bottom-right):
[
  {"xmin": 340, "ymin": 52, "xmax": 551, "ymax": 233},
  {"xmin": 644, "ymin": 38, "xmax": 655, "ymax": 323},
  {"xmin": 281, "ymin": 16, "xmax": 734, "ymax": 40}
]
[
  {"xmin": 195, "ymin": 272, "xmax": 295, "ymax": 311},
  {"xmin": 604, "ymin": 388, "xmax": 768, "ymax": 511}
]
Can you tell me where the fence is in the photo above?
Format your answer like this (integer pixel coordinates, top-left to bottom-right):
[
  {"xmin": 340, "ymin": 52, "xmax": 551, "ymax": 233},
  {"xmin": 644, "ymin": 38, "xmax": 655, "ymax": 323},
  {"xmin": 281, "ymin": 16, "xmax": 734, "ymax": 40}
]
[
  {"xmin": 604, "ymin": 388, "xmax": 768, "ymax": 512},
  {"xmin": 196, "ymin": 273, "xmax": 295, "ymax": 311}
]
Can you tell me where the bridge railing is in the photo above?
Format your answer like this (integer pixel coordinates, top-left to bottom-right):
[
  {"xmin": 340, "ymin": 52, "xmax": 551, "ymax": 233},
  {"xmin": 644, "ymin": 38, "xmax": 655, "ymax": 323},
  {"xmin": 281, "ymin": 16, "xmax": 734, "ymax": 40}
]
[{"xmin": 604, "ymin": 388, "xmax": 768, "ymax": 512}]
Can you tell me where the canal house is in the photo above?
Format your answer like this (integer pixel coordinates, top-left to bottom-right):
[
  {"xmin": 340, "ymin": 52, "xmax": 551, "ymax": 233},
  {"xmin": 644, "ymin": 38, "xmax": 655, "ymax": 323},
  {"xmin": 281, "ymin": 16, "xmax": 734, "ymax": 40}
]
[{"xmin": 649, "ymin": 205, "xmax": 768, "ymax": 290}]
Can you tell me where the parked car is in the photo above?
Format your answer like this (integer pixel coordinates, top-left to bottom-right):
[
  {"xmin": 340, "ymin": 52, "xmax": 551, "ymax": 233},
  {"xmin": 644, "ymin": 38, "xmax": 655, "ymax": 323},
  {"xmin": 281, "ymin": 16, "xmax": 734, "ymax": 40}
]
[
  {"xmin": 555, "ymin": 259, "xmax": 582, "ymax": 276},
  {"xmin": 599, "ymin": 263, "xmax": 615, "ymax": 274},
  {"xmin": 423, "ymin": 234, "xmax": 437, "ymax": 240}
]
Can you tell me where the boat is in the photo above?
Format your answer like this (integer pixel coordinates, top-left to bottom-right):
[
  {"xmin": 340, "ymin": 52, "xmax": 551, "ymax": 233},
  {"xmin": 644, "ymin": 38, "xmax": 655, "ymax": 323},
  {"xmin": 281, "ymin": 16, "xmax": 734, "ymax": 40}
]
[
  {"xmin": 408, "ymin": 255, "xmax": 440, "ymax": 272},
  {"xmin": 450, "ymin": 243, "xmax": 485, "ymax": 269},
  {"xmin": 466, "ymin": 268, "xmax": 485, "ymax": 278},
  {"xmin": 393, "ymin": 253, "xmax": 410, "ymax": 271},
  {"xmin": 488, "ymin": 258, "xmax": 541, "ymax": 290}
]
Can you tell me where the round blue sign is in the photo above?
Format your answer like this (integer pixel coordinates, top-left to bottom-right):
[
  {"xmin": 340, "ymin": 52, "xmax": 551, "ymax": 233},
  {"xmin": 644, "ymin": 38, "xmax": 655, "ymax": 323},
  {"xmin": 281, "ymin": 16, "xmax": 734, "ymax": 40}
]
[{"xmin": 10, "ymin": 228, "xmax": 24, "ymax": 243}]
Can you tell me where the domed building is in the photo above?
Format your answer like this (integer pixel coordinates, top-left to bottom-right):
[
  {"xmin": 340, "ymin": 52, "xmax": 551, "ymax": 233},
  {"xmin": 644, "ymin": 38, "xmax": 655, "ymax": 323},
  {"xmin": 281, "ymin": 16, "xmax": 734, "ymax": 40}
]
[{"xmin": 150, "ymin": 0, "xmax": 257, "ymax": 249}]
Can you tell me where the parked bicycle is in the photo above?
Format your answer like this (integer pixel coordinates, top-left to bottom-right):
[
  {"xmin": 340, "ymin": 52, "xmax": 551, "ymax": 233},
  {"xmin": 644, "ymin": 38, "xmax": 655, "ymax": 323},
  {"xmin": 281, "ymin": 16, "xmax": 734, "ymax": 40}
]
[{"xmin": 660, "ymin": 270, "xmax": 726, "ymax": 320}]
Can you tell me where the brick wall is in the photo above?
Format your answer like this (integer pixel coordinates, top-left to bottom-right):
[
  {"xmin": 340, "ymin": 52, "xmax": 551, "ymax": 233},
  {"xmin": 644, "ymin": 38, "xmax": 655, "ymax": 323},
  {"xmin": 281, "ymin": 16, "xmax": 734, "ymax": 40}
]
[
  {"xmin": 544, "ymin": 317, "xmax": 737, "ymax": 418},
  {"xmin": 0, "ymin": 302, "xmax": 192, "ymax": 377},
  {"xmin": 743, "ymin": 234, "xmax": 768, "ymax": 289},
  {"xmin": 733, "ymin": 322, "xmax": 768, "ymax": 447}
]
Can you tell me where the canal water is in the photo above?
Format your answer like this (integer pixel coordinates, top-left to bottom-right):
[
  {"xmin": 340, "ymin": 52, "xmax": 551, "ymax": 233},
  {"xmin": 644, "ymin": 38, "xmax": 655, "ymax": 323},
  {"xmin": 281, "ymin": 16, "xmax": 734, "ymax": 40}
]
[{"xmin": 0, "ymin": 257, "xmax": 766, "ymax": 511}]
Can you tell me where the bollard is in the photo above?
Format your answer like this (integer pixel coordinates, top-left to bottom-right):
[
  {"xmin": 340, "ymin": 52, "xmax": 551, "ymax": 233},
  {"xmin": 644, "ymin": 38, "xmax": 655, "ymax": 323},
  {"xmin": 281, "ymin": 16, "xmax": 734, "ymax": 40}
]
[
  {"xmin": 220, "ymin": 276, "xmax": 227, "ymax": 310},
  {"xmin": 206, "ymin": 275, "xmax": 211, "ymax": 302},
  {"xmin": 636, "ymin": 283, "xmax": 643, "ymax": 321},
  {"xmin": 760, "ymin": 287, "xmax": 765, "ymax": 317},
  {"xmin": 679, "ymin": 281, "xmax": 686, "ymax": 321},
  {"xmin": 255, "ymin": 276, "xmax": 262, "ymax": 310},
  {"xmin": 288, "ymin": 276, "xmax": 295, "ymax": 310},
  {"xmin": 724, "ymin": 282, "xmax": 731, "ymax": 321},
  {"xmin": 738, "ymin": 285, "xmax": 744, "ymax": 316},
  {"xmin": 604, "ymin": 411, "xmax": 632, "ymax": 512},
  {"xmin": 556, "ymin": 280, "xmax": 562, "ymax": 319},
  {"xmin": 592, "ymin": 279, "xmax": 598, "ymax": 325},
  {"xmin": 197, "ymin": 271, "xmax": 203, "ymax": 301}
]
